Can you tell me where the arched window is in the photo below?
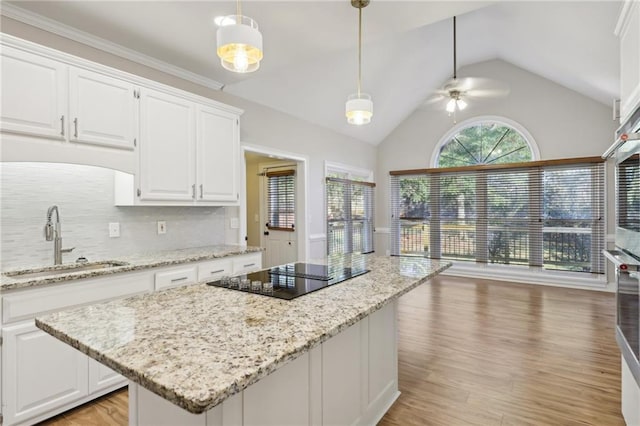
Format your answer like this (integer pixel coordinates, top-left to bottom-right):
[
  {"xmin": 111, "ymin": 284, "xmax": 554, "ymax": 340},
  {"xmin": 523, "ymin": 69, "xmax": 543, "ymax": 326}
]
[{"xmin": 433, "ymin": 118, "xmax": 537, "ymax": 168}]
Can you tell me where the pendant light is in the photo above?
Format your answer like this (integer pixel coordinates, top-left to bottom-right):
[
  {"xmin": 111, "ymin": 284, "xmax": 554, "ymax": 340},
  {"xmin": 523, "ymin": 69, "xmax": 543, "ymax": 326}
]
[
  {"xmin": 216, "ymin": 0, "xmax": 263, "ymax": 73},
  {"xmin": 345, "ymin": 0, "xmax": 373, "ymax": 126}
]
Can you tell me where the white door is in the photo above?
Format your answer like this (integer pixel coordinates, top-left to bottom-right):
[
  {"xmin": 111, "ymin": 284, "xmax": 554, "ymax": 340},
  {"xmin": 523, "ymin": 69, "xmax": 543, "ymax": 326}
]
[
  {"xmin": 139, "ymin": 88, "xmax": 195, "ymax": 201},
  {"xmin": 2, "ymin": 321, "xmax": 88, "ymax": 425},
  {"xmin": 262, "ymin": 165, "xmax": 297, "ymax": 268},
  {"xmin": 69, "ymin": 67, "xmax": 136, "ymax": 150},
  {"xmin": 196, "ymin": 105, "xmax": 239, "ymax": 202},
  {"xmin": 0, "ymin": 46, "xmax": 67, "ymax": 140}
]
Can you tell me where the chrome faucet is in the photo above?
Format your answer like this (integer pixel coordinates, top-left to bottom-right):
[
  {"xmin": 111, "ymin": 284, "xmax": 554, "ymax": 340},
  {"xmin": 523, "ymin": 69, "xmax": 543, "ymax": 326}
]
[{"xmin": 44, "ymin": 205, "xmax": 74, "ymax": 265}]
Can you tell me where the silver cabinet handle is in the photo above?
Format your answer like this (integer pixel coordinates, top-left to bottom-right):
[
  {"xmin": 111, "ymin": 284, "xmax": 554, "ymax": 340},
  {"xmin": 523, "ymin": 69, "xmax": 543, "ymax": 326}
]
[
  {"xmin": 210, "ymin": 269, "xmax": 225, "ymax": 274},
  {"xmin": 73, "ymin": 117, "xmax": 78, "ymax": 138},
  {"xmin": 170, "ymin": 276, "xmax": 188, "ymax": 283},
  {"xmin": 243, "ymin": 263, "xmax": 256, "ymax": 268},
  {"xmin": 60, "ymin": 115, "xmax": 65, "ymax": 136},
  {"xmin": 192, "ymin": 184, "xmax": 196, "ymax": 199},
  {"xmin": 199, "ymin": 184, "xmax": 203, "ymax": 199}
]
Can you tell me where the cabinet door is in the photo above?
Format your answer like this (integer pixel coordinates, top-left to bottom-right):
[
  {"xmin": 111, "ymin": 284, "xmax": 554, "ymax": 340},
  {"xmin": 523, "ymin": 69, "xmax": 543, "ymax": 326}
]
[
  {"xmin": 322, "ymin": 321, "xmax": 363, "ymax": 426},
  {"xmin": 196, "ymin": 106, "xmax": 239, "ymax": 202},
  {"xmin": 139, "ymin": 88, "xmax": 195, "ymax": 201},
  {"xmin": 2, "ymin": 321, "xmax": 88, "ymax": 425},
  {"xmin": 88, "ymin": 359, "xmax": 125, "ymax": 394},
  {"xmin": 0, "ymin": 46, "xmax": 67, "ymax": 139},
  {"xmin": 69, "ymin": 67, "xmax": 136, "ymax": 150}
]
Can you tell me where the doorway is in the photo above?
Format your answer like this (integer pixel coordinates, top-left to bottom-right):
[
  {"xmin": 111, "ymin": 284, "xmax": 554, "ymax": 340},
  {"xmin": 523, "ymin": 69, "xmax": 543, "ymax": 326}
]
[{"xmin": 242, "ymin": 147, "xmax": 308, "ymax": 268}]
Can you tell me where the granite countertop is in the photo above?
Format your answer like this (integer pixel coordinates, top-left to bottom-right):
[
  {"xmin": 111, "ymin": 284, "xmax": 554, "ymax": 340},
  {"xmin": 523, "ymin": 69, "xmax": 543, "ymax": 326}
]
[
  {"xmin": 36, "ymin": 255, "xmax": 450, "ymax": 414},
  {"xmin": 1, "ymin": 245, "xmax": 263, "ymax": 291}
]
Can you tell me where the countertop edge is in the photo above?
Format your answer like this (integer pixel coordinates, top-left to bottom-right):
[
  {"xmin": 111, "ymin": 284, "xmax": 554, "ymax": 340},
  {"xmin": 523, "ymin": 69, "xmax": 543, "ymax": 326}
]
[
  {"xmin": 1, "ymin": 246, "xmax": 264, "ymax": 292},
  {"xmin": 35, "ymin": 261, "xmax": 451, "ymax": 414}
]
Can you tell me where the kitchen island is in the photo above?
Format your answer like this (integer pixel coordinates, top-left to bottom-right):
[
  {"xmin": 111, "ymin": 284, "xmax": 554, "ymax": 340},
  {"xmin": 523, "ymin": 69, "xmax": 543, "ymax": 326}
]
[{"xmin": 36, "ymin": 255, "xmax": 450, "ymax": 426}]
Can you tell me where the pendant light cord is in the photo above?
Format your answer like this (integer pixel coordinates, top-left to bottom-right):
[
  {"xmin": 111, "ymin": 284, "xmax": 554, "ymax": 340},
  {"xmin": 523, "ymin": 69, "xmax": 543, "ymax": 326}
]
[
  {"xmin": 236, "ymin": 0, "xmax": 241, "ymax": 21},
  {"xmin": 357, "ymin": 5, "xmax": 362, "ymax": 97},
  {"xmin": 453, "ymin": 16, "xmax": 457, "ymax": 80}
]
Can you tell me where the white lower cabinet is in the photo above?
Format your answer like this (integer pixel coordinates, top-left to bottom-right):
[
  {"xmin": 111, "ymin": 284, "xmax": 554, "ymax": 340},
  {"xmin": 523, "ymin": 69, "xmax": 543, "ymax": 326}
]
[
  {"xmin": 2, "ymin": 322, "xmax": 88, "ymax": 426},
  {"xmin": 154, "ymin": 265, "xmax": 198, "ymax": 291},
  {"xmin": 131, "ymin": 300, "xmax": 399, "ymax": 426},
  {"xmin": 88, "ymin": 360, "xmax": 125, "ymax": 395},
  {"xmin": 232, "ymin": 253, "xmax": 262, "ymax": 275},
  {"xmin": 0, "ymin": 253, "xmax": 260, "ymax": 425},
  {"xmin": 621, "ymin": 356, "xmax": 640, "ymax": 426}
]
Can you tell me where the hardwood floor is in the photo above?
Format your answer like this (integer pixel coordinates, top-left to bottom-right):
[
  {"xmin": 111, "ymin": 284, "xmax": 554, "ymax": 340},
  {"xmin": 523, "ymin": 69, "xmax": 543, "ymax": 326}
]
[
  {"xmin": 39, "ymin": 276, "xmax": 624, "ymax": 426},
  {"xmin": 379, "ymin": 275, "xmax": 624, "ymax": 426},
  {"xmin": 38, "ymin": 388, "xmax": 127, "ymax": 426}
]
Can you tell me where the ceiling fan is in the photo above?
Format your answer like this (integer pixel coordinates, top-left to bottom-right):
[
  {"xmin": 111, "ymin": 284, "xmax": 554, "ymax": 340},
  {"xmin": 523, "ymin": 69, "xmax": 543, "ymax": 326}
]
[{"xmin": 425, "ymin": 16, "xmax": 509, "ymax": 120}]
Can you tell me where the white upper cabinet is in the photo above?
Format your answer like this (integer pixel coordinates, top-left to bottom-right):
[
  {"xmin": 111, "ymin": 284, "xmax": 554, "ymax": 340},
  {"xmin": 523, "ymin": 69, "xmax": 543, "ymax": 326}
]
[
  {"xmin": 69, "ymin": 68, "xmax": 136, "ymax": 150},
  {"xmin": 1, "ymin": 46, "xmax": 67, "ymax": 140},
  {"xmin": 617, "ymin": 1, "xmax": 640, "ymax": 123},
  {"xmin": 197, "ymin": 105, "xmax": 239, "ymax": 202},
  {"xmin": 139, "ymin": 88, "xmax": 196, "ymax": 201}
]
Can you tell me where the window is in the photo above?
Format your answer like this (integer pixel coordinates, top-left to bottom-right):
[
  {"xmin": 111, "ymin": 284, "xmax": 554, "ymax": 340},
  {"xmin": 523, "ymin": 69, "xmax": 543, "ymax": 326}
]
[
  {"xmin": 390, "ymin": 157, "xmax": 606, "ymax": 274},
  {"xmin": 326, "ymin": 164, "xmax": 375, "ymax": 255},
  {"xmin": 267, "ymin": 170, "xmax": 295, "ymax": 231},
  {"xmin": 435, "ymin": 120, "xmax": 534, "ymax": 167}
]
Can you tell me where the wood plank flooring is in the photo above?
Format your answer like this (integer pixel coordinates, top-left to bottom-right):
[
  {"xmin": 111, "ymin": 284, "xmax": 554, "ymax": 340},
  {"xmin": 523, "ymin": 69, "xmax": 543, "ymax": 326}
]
[{"xmin": 39, "ymin": 275, "xmax": 624, "ymax": 426}]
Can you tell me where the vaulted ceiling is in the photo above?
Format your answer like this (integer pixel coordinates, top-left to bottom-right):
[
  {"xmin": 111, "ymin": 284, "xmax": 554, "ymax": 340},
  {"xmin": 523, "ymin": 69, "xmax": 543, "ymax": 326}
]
[{"xmin": 3, "ymin": 1, "xmax": 621, "ymax": 145}]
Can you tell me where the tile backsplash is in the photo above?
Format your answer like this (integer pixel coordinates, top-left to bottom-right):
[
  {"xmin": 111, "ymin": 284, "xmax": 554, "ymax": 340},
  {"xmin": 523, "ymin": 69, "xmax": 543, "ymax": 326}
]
[{"xmin": 1, "ymin": 162, "xmax": 227, "ymax": 270}]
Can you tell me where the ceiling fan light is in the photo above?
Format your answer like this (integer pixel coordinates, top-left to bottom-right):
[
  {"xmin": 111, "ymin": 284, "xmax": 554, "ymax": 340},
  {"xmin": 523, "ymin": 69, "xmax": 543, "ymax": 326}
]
[
  {"xmin": 446, "ymin": 98, "xmax": 457, "ymax": 113},
  {"xmin": 457, "ymin": 99, "xmax": 468, "ymax": 110},
  {"xmin": 216, "ymin": 15, "xmax": 263, "ymax": 73},
  {"xmin": 346, "ymin": 93, "xmax": 373, "ymax": 125}
]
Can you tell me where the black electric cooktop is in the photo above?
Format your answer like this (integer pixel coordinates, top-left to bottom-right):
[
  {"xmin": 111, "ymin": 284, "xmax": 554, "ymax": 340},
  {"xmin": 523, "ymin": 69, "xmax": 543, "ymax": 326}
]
[{"xmin": 207, "ymin": 262, "xmax": 369, "ymax": 300}]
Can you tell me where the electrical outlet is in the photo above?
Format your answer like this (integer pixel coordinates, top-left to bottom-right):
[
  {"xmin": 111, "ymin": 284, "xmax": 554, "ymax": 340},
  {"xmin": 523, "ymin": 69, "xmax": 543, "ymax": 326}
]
[
  {"xmin": 157, "ymin": 221, "xmax": 166, "ymax": 234},
  {"xmin": 109, "ymin": 222, "xmax": 120, "ymax": 238}
]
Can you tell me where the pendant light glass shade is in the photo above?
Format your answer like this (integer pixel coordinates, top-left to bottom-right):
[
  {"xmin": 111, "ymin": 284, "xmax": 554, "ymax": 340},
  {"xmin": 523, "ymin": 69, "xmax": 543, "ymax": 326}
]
[
  {"xmin": 446, "ymin": 97, "xmax": 467, "ymax": 113},
  {"xmin": 346, "ymin": 93, "xmax": 373, "ymax": 125},
  {"xmin": 216, "ymin": 15, "xmax": 263, "ymax": 73}
]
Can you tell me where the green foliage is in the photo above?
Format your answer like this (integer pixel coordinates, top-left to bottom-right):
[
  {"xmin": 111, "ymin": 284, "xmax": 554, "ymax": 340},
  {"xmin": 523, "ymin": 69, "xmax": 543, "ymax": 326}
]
[{"xmin": 438, "ymin": 123, "xmax": 532, "ymax": 167}]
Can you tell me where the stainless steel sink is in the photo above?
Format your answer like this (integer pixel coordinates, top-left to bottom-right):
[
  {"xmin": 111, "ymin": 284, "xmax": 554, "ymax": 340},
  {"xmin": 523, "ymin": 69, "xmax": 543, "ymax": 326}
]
[{"xmin": 4, "ymin": 261, "xmax": 130, "ymax": 279}]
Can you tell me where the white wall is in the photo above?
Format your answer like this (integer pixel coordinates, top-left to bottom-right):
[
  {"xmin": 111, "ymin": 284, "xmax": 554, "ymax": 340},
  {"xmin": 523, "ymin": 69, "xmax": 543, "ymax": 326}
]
[
  {"xmin": 1, "ymin": 17, "xmax": 377, "ymax": 261},
  {"xmin": 375, "ymin": 59, "xmax": 618, "ymax": 256},
  {"xmin": 0, "ymin": 163, "xmax": 226, "ymax": 269}
]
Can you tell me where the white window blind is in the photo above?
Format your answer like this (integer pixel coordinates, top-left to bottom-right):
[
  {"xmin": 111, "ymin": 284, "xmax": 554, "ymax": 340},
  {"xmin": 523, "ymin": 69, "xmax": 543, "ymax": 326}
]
[
  {"xmin": 618, "ymin": 153, "xmax": 640, "ymax": 232},
  {"xmin": 267, "ymin": 170, "xmax": 295, "ymax": 231},
  {"xmin": 390, "ymin": 157, "xmax": 605, "ymax": 274},
  {"xmin": 327, "ymin": 177, "xmax": 375, "ymax": 255}
]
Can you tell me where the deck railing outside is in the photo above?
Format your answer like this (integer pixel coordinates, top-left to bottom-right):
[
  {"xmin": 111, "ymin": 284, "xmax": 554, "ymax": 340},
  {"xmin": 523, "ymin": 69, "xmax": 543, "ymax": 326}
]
[{"xmin": 397, "ymin": 220, "xmax": 593, "ymax": 272}]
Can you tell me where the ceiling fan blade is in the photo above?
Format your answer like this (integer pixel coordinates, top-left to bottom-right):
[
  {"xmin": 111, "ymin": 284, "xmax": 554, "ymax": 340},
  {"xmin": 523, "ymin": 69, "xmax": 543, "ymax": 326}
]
[
  {"xmin": 419, "ymin": 94, "xmax": 446, "ymax": 109},
  {"xmin": 466, "ymin": 87, "xmax": 510, "ymax": 99}
]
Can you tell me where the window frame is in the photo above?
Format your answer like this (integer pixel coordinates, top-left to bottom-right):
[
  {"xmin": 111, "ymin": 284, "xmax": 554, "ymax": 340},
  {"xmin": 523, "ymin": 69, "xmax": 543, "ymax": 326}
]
[
  {"xmin": 430, "ymin": 116, "xmax": 540, "ymax": 168},
  {"xmin": 266, "ymin": 169, "xmax": 296, "ymax": 232},
  {"xmin": 390, "ymin": 156, "xmax": 606, "ymax": 275},
  {"xmin": 325, "ymin": 162, "xmax": 375, "ymax": 255}
]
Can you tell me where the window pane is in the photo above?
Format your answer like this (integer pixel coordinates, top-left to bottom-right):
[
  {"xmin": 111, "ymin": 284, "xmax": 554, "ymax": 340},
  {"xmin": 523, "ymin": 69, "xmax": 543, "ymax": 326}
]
[
  {"xmin": 268, "ymin": 173, "xmax": 295, "ymax": 229},
  {"xmin": 438, "ymin": 122, "xmax": 532, "ymax": 167},
  {"xmin": 542, "ymin": 167, "xmax": 600, "ymax": 272}
]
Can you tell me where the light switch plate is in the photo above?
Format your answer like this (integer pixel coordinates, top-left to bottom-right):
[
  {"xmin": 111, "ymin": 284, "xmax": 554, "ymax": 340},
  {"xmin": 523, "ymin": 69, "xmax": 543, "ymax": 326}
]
[
  {"xmin": 109, "ymin": 222, "xmax": 120, "ymax": 238},
  {"xmin": 230, "ymin": 218, "xmax": 239, "ymax": 229},
  {"xmin": 157, "ymin": 221, "xmax": 166, "ymax": 234}
]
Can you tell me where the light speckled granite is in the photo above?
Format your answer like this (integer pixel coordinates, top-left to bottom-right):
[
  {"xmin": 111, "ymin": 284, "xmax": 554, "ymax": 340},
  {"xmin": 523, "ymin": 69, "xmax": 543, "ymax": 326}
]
[
  {"xmin": 36, "ymin": 255, "xmax": 450, "ymax": 414},
  {"xmin": 1, "ymin": 245, "xmax": 263, "ymax": 291}
]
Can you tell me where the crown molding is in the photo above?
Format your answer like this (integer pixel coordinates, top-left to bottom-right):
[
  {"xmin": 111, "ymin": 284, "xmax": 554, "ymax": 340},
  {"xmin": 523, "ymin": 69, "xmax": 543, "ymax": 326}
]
[{"xmin": 0, "ymin": 2, "xmax": 224, "ymax": 91}]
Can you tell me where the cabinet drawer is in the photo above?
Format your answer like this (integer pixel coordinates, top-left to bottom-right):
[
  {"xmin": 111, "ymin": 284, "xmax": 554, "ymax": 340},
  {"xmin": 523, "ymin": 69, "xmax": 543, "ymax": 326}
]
[
  {"xmin": 197, "ymin": 259, "xmax": 232, "ymax": 282},
  {"xmin": 232, "ymin": 253, "xmax": 262, "ymax": 275},
  {"xmin": 155, "ymin": 266, "xmax": 197, "ymax": 291},
  {"xmin": 2, "ymin": 271, "xmax": 152, "ymax": 324}
]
